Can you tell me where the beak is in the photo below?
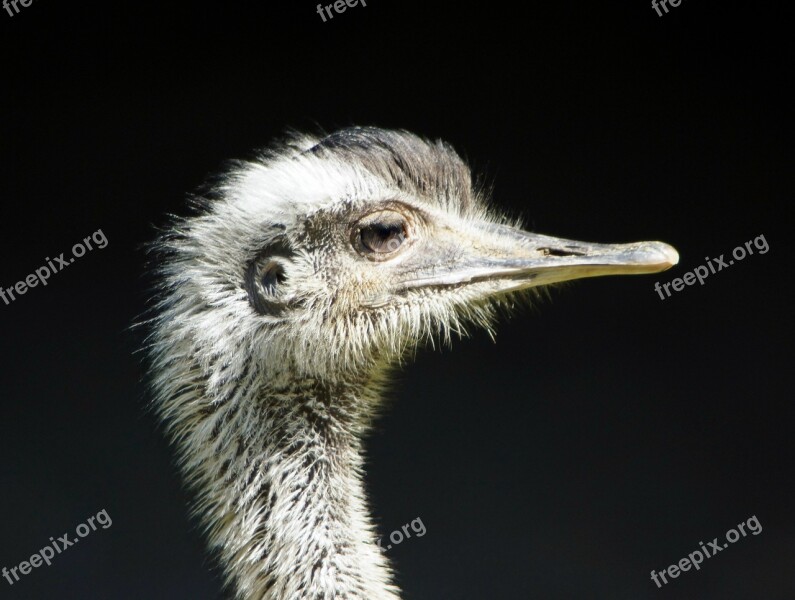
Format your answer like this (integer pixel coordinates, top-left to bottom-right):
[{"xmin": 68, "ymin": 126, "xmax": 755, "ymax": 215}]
[{"xmin": 399, "ymin": 223, "xmax": 679, "ymax": 292}]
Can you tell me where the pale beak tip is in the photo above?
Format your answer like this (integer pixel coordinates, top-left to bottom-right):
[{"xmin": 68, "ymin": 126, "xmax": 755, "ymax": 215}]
[
  {"xmin": 649, "ymin": 242, "xmax": 679, "ymax": 271},
  {"xmin": 663, "ymin": 243, "xmax": 680, "ymax": 267}
]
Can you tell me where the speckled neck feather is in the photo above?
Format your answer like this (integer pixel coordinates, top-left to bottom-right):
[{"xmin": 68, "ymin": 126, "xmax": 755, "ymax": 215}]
[{"xmin": 168, "ymin": 373, "xmax": 398, "ymax": 599}]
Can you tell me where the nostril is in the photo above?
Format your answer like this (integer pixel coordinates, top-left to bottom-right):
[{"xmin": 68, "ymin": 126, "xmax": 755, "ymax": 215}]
[{"xmin": 538, "ymin": 247, "xmax": 586, "ymax": 257}]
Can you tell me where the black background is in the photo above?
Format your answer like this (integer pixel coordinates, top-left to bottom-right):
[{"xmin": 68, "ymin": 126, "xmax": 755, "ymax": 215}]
[{"xmin": 0, "ymin": 1, "xmax": 792, "ymax": 599}]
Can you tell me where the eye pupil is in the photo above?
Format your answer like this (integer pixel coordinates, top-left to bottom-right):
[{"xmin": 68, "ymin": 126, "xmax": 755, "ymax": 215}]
[{"xmin": 360, "ymin": 222, "xmax": 405, "ymax": 254}]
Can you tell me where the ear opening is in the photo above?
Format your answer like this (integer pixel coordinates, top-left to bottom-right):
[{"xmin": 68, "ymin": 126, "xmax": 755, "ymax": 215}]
[{"xmin": 244, "ymin": 239, "xmax": 293, "ymax": 316}]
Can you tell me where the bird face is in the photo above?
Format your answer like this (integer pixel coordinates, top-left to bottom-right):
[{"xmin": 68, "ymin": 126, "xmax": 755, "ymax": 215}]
[
  {"xmin": 345, "ymin": 201, "xmax": 679, "ymax": 307},
  {"xmin": 175, "ymin": 128, "xmax": 677, "ymax": 379}
]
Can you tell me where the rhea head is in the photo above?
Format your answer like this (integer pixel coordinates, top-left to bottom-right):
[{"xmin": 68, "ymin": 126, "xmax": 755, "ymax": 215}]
[{"xmin": 153, "ymin": 126, "xmax": 677, "ymax": 391}]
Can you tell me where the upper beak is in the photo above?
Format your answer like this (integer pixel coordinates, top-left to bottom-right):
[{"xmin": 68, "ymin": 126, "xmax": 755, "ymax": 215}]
[{"xmin": 400, "ymin": 223, "xmax": 679, "ymax": 292}]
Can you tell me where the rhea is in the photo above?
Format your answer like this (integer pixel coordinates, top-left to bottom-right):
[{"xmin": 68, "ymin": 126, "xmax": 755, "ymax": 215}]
[{"xmin": 145, "ymin": 127, "xmax": 678, "ymax": 599}]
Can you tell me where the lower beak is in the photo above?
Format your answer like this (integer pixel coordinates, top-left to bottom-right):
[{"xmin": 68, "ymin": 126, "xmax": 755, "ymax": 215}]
[{"xmin": 401, "ymin": 224, "xmax": 679, "ymax": 291}]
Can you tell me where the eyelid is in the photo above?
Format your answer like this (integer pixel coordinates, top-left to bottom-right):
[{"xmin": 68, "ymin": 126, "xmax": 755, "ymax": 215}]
[{"xmin": 359, "ymin": 209, "xmax": 405, "ymax": 226}]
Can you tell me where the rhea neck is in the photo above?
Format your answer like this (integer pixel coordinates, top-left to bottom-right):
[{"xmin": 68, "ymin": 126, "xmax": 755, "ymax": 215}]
[{"xmin": 183, "ymin": 367, "xmax": 400, "ymax": 600}]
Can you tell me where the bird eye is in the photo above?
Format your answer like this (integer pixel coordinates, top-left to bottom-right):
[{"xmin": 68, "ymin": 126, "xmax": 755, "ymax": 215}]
[{"xmin": 355, "ymin": 212, "xmax": 408, "ymax": 257}]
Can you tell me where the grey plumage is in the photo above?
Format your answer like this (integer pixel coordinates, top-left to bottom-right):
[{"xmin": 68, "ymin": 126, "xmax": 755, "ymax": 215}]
[{"xmin": 143, "ymin": 127, "xmax": 677, "ymax": 599}]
